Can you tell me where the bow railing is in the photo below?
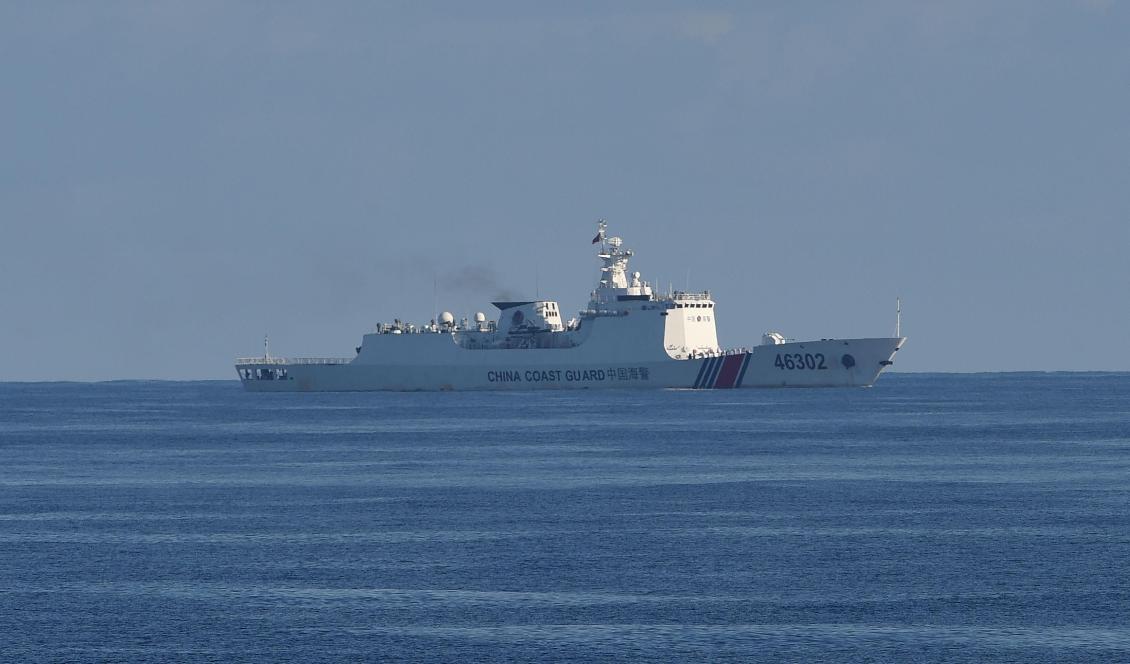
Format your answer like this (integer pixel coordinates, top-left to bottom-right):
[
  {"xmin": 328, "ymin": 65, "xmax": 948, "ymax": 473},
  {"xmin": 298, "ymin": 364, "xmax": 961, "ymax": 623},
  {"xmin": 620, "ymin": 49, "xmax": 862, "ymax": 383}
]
[{"xmin": 234, "ymin": 357, "xmax": 353, "ymax": 366}]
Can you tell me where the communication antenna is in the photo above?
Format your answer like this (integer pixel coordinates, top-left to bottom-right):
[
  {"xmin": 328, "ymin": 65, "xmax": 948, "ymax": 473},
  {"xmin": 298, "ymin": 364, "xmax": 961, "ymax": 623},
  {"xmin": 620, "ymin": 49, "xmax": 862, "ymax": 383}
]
[
  {"xmin": 264, "ymin": 334, "xmax": 270, "ymax": 360},
  {"xmin": 896, "ymin": 297, "xmax": 902, "ymax": 338},
  {"xmin": 398, "ymin": 257, "xmax": 405, "ymax": 318}
]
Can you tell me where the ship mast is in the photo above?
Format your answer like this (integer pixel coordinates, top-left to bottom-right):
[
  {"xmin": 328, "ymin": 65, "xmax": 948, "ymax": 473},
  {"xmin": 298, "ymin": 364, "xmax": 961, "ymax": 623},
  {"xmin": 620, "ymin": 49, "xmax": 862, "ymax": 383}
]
[{"xmin": 588, "ymin": 220, "xmax": 651, "ymax": 311}]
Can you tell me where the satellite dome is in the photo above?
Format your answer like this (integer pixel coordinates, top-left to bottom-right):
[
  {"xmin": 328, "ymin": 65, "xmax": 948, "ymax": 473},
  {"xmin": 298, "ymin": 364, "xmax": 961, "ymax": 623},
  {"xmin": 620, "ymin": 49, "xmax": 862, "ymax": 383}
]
[
  {"xmin": 474, "ymin": 312, "xmax": 486, "ymax": 323},
  {"xmin": 440, "ymin": 311, "xmax": 455, "ymax": 326}
]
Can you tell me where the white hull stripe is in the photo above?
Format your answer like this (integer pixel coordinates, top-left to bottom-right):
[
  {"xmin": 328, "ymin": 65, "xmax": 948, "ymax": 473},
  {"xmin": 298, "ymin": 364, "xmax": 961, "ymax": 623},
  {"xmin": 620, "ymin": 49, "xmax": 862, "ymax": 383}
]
[
  {"xmin": 691, "ymin": 353, "xmax": 752, "ymax": 389},
  {"xmin": 734, "ymin": 352, "xmax": 751, "ymax": 387},
  {"xmin": 693, "ymin": 359, "xmax": 712, "ymax": 389},
  {"xmin": 706, "ymin": 356, "xmax": 725, "ymax": 387}
]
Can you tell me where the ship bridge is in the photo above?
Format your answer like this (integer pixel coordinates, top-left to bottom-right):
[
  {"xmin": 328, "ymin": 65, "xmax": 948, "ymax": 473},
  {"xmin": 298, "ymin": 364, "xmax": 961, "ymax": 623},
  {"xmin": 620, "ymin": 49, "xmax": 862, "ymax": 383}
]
[{"xmin": 581, "ymin": 221, "xmax": 720, "ymax": 359}]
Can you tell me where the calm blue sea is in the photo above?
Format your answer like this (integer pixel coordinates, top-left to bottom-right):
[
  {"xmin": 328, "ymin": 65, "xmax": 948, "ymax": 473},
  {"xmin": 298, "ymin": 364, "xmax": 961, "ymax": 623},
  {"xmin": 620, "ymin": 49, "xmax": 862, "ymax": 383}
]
[{"xmin": 1, "ymin": 374, "xmax": 1128, "ymax": 662}]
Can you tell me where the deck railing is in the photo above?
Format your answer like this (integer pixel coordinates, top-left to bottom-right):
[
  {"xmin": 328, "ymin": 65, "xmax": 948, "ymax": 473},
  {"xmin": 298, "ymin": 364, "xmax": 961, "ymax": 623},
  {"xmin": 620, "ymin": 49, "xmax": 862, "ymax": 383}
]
[
  {"xmin": 671, "ymin": 290, "xmax": 712, "ymax": 301},
  {"xmin": 234, "ymin": 357, "xmax": 353, "ymax": 366}
]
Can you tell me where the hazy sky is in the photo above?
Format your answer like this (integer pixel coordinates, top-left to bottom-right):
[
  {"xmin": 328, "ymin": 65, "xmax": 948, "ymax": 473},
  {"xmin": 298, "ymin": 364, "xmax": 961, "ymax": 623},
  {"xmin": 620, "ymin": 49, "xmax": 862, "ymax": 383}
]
[{"xmin": 2, "ymin": 1, "xmax": 1128, "ymax": 380}]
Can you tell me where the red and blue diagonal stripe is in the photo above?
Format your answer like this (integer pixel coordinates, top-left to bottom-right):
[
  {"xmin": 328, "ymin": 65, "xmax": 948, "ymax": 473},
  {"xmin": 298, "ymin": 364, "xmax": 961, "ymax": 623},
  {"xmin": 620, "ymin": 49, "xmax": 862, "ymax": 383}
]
[{"xmin": 692, "ymin": 353, "xmax": 751, "ymax": 389}]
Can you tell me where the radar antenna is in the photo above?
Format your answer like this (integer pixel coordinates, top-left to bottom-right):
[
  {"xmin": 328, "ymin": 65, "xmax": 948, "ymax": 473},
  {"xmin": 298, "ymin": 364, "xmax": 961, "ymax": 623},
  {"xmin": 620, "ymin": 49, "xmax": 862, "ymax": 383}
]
[
  {"xmin": 264, "ymin": 334, "xmax": 270, "ymax": 360},
  {"xmin": 896, "ymin": 297, "xmax": 902, "ymax": 338}
]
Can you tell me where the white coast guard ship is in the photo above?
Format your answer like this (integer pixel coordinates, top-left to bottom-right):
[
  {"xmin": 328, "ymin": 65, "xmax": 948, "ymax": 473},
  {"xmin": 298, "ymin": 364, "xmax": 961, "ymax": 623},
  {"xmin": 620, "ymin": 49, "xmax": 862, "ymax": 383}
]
[{"xmin": 236, "ymin": 222, "xmax": 904, "ymax": 391}]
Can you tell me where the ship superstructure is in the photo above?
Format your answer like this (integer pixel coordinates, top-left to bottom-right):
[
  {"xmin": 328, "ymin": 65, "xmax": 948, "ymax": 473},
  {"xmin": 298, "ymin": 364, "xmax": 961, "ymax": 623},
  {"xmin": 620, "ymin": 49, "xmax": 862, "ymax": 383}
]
[{"xmin": 236, "ymin": 221, "xmax": 904, "ymax": 391}]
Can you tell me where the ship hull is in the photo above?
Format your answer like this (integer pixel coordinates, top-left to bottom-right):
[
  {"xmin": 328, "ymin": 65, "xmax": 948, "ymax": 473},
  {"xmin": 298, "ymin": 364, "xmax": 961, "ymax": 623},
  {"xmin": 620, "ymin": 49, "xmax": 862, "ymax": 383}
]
[{"xmin": 237, "ymin": 337, "xmax": 905, "ymax": 392}]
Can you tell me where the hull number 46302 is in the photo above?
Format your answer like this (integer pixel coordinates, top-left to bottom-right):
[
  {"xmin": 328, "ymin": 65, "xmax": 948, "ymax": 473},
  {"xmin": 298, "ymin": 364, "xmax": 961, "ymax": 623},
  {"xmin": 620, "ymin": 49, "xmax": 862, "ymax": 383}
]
[{"xmin": 774, "ymin": 353, "xmax": 827, "ymax": 370}]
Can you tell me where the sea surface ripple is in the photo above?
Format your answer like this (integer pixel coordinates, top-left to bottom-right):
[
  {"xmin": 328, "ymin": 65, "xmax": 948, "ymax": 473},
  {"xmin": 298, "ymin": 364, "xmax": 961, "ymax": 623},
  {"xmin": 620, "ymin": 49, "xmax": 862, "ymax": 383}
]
[{"xmin": 1, "ymin": 373, "xmax": 1128, "ymax": 662}]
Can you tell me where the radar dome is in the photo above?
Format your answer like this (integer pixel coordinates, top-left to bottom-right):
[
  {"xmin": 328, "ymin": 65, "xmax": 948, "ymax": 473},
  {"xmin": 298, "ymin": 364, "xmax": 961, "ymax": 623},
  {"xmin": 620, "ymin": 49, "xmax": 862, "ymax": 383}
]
[
  {"xmin": 440, "ymin": 311, "xmax": 455, "ymax": 326},
  {"xmin": 474, "ymin": 312, "xmax": 486, "ymax": 323}
]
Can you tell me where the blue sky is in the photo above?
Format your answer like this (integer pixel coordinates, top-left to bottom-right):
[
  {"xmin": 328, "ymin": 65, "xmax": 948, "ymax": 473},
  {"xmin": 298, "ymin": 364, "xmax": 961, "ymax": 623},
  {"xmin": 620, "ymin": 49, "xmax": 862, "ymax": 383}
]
[{"xmin": 2, "ymin": 1, "xmax": 1127, "ymax": 379}]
